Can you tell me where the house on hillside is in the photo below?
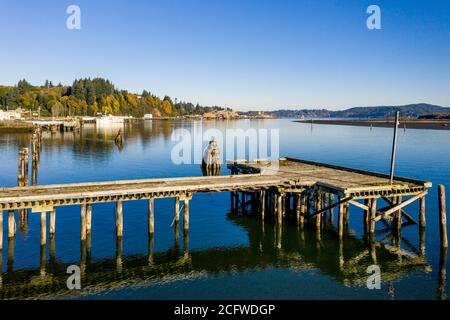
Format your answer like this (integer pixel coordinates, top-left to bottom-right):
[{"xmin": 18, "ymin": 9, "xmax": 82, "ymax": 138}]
[{"xmin": 0, "ymin": 109, "xmax": 23, "ymax": 120}]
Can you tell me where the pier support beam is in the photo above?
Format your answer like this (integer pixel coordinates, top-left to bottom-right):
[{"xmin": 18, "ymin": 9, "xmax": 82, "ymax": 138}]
[
  {"xmin": 338, "ymin": 199, "xmax": 344, "ymax": 238},
  {"xmin": 174, "ymin": 197, "xmax": 180, "ymax": 224},
  {"xmin": 115, "ymin": 201, "xmax": 123, "ymax": 237},
  {"xmin": 276, "ymin": 193, "xmax": 284, "ymax": 224},
  {"xmin": 419, "ymin": 195, "xmax": 426, "ymax": 228},
  {"xmin": 8, "ymin": 210, "xmax": 15, "ymax": 238},
  {"xmin": 0, "ymin": 211, "xmax": 3, "ymax": 251},
  {"xmin": 260, "ymin": 190, "xmax": 265, "ymax": 219},
  {"xmin": 183, "ymin": 197, "xmax": 190, "ymax": 232},
  {"xmin": 40, "ymin": 211, "xmax": 46, "ymax": 246},
  {"xmin": 86, "ymin": 204, "xmax": 92, "ymax": 234},
  {"xmin": 148, "ymin": 198, "xmax": 154, "ymax": 234},
  {"xmin": 369, "ymin": 198, "xmax": 377, "ymax": 234},
  {"xmin": 81, "ymin": 203, "xmax": 87, "ymax": 240},
  {"xmin": 438, "ymin": 185, "xmax": 448, "ymax": 249},
  {"xmin": 49, "ymin": 208, "xmax": 56, "ymax": 236}
]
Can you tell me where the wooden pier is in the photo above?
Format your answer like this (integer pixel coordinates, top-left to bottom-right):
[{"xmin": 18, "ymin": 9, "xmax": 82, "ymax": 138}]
[{"xmin": 0, "ymin": 157, "xmax": 431, "ymax": 252}]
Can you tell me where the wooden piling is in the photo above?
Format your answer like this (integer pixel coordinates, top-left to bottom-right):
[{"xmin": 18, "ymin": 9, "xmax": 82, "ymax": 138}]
[
  {"xmin": 0, "ymin": 211, "xmax": 3, "ymax": 251},
  {"xmin": 276, "ymin": 193, "xmax": 283, "ymax": 224},
  {"xmin": 438, "ymin": 185, "xmax": 448, "ymax": 248},
  {"xmin": 174, "ymin": 197, "xmax": 180, "ymax": 224},
  {"xmin": 49, "ymin": 208, "xmax": 56, "ymax": 236},
  {"xmin": 260, "ymin": 190, "xmax": 265, "ymax": 219},
  {"xmin": 8, "ymin": 210, "xmax": 15, "ymax": 238},
  {"xmin": 115, "ymin": 201, "xmax": 123, "ymax": 237},
  {"xmin": 338, "ymin": 199, "xmax": 344, "ymax": 238},
  {"xmin": 40, "ymin": 211, "xmax": 46, "ymax": 246},
  {"xmin": 369, "ymin": 198, "xmax": 377, "ymax": 234},
  {"xmin": 148, "ymin": 198, "xmax": 155, "ymax": 234},
  {"xmin": 419, "ymin": 195, "xmax": 426, "ymax": 227},
  {"xmin": 184, "ymin": 198, "xmax": 190, "ymax": 232},
  {"xmin": 86, "ymin": 203, "xmax": 92, "ymax": 234},
  {"xmin": 81, "ymin": 203, "xmax": 87, "ymax": 240}
]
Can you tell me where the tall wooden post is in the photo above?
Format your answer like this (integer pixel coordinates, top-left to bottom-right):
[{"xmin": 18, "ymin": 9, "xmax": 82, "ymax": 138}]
[
  {"xmin": 40, "ymin": 211, "xmax": 46, "ymax": 246},
  {"xmin": 184, "ymin": 198, "xmax": 190, "ymax": 232},
  {"xmin": 80, "ymin": 203, "xmax": 87, "ymax": 240},
  {"xmin": 390, "ymin": 111, "xmax": 400, "ymax": 184},
  {"xmin": 174, "ymin": 197, "xmax": 180, "ymax": 224},
  {"xmin": 86, "ymin": 204, "xmax": 92, "ymax": 234},
  {"xmin": 49, "ymin": 208, "xmax": 56, "ymax": 236},
  {"xmin": 8, "ymin": 210, "xmax": 15, "ymax": 238},
  {"xmin": 328, "ymin": 193, "xmax": 334, "ymax": 222},
  {"xmin": 115, "ymin": 201, "xmax": 123, "ymax": 237},
  {"xmin": 395, "ymin": 196, "xmax": 403, "ymax": 231},
  {"xmin": 419, "ymin": 195, "xmax": 426, "ymax": 227},
  {"xmin": 148, "ymin": 232, "xmax": 154, "ymax": 265},
  {"xmin": 148, "ymin": 198, "xmax": 155, "ymax": 234},
  {"xmin": 438, "ymin": 185, "xmax": 448, "ymax": 249},
  {"xmin": 234, "ymin": 191, "xmax": 239, "ymax": 213}
]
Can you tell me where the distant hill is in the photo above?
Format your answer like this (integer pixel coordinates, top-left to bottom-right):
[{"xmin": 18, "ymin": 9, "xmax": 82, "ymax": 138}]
[{"xmin": 265, "ymin": 103, "xmax": 450, "ymax": 119}]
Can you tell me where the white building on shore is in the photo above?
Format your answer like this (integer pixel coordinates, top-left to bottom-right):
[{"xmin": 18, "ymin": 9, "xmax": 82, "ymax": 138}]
[{"xmin": 0, "ymin": 109, "xmax": 23, "ymax": 120}]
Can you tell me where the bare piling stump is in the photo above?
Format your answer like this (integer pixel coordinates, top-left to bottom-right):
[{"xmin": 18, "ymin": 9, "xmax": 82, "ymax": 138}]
[
  {"xmin": 8, "ymin": 210, "xmax": 15, "ymax": 238},
  {"xmin": 40, "ymin": 211, "xmax": 46, "ymax": 246},
  {"xmin": 148, "ymin": 198, "xmax": 155, "ymax": 234},
  {"xmin": 115, "ymin": 201, "xmax": 123, "ymax": 237},
  {"xmin": 438, "ymin": 185, "xmax": 448, "ymax": 248},
  {"xmin": 49, "ymin": 208, "xmax": 56, "ymax": 236}
]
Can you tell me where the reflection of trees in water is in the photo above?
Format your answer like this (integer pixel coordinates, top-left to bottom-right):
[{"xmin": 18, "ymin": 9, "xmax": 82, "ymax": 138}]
[{"xmin": 0, "ymin": 212, "xmax": 431, "ymax": 299}]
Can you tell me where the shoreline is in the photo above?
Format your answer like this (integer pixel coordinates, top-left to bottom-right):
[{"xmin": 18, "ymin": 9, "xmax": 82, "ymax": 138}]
[{"xmin": 295, "ymin": 119, "xmax": 450, "ymax": 130}]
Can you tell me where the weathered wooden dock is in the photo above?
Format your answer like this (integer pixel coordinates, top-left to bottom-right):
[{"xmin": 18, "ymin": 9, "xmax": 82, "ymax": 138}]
[{"xmin": 0, "ymin": 157, "xmax": 431, "ymax": 253}]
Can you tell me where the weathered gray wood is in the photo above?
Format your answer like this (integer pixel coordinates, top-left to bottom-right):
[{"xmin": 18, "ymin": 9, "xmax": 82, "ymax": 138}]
[
  {"xmin": 438, "ymin": 185, "xmax": 448, "ymax": 248},
  {"xmin": 115, "ymin": 201, "xmax": 123, "ymax": 237},
  {"xmin": 375, "ymin": 191, "xmax": 427, "ymax": 222},
  {"xmin": 148, "ymin": 198, "xmax": 154, "ymax": 234},
  {"xmin": 390, "ymin": 111, "xmax": 400, "ymax": 183}
]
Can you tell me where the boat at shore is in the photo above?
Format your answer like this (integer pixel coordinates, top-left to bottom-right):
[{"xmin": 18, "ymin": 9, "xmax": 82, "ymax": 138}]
[{"xmin": 96, "ymin": 115, "xmax": 129, "ymax": 126}]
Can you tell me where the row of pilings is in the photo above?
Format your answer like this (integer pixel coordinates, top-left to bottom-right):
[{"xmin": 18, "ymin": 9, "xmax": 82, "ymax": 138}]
[{"xmin": 15, "ymin": 126, "xmax": 42, "ymax": 236}]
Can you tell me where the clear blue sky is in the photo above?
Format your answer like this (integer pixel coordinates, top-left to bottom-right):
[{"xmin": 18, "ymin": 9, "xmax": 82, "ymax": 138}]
[{"xmin": 1, "ymin": 0, "xmax": 450, "ymax": 110}]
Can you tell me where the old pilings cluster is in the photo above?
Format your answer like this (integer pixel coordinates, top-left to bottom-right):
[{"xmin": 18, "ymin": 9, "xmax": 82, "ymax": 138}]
[{"xmin": 202, "ymin": 139, "xmax": 221, "ymax": 176}]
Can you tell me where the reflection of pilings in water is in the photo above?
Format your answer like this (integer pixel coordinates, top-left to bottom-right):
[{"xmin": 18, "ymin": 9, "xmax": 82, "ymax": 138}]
[
  {"xmin": 40, "ymin": 244, "xmax": 46, "ymax": 277},
  {"xmin": 419, "ymin": 226, "xmax": 426, "ymax": 258},
  {"xmin": 148, "ymin": 233, "xmax": 154, "ymax": 265},
  {"xmin": 116, "ymin": 236, "xmax": 123, "ymax": 273},
  {"xmin": 0, "ymin": 249, "xmax": 2, "ymax": 289},
  {"xmin": 80, "ymin": 239, "xmax": 87, "ymax": 275},
  {"xmin": 183, "ymin": 230, "xmax": 189, "ymax": 261},
  {"xmin": 7, "ymin": 236, "xmax": 14, "ymax": 273},
  {"xmin": 438, "ymin": 247, "xmax": 447, "ymax": 300}
]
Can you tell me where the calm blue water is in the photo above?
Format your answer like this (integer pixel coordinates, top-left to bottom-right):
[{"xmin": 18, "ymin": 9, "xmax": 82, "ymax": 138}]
[{"xmin": 0, "ymin": 119, "xmax": 449, "ymax": 299}]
